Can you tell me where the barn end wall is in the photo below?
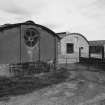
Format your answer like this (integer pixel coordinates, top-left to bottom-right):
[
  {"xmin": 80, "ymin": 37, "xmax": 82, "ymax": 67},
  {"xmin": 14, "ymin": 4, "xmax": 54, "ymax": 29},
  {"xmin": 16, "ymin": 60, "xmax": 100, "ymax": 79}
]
[
  {"xmin": 58, "ymin": 33, "xmax": 89, "ymax": 64},
  {"xmin": 0, "ymin": 27, "xmax": 20, "ymax": 64},
  {"xmin": 21, "ymin": 25, "xmax": 58, "ymax": 63},
  {"xmin": 0, "ymin": 24, "xmax": 59, "ymax": 64}
]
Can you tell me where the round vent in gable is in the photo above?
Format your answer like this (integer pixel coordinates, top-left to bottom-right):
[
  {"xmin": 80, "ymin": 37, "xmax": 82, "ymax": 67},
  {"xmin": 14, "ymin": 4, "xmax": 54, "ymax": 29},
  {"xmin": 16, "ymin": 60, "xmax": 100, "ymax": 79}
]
[{"xmin": 24, "ymin": 28, "xmax": 39, "ymax": 47}]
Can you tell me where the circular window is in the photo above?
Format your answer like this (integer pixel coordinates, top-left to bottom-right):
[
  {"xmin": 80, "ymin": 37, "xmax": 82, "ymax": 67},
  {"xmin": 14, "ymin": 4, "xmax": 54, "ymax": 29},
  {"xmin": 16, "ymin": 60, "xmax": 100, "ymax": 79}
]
[{"xmin": 24, "ymin": 28, "xmax": 39, "ymax": 47}]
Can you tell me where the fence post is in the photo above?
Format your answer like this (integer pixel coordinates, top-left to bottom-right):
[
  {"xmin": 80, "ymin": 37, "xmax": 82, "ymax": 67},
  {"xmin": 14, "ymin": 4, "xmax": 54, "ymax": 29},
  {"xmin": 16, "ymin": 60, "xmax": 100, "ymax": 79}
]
[
  {"xmin": 65, "ymin": 57, "xmax": 67, "ymax": 69},
  {"xmin": 39, "ymin": 35, "xmax": 40, "ymax": 62},
  {"xmin": 20, "ymin": 25, "xmax": 22, "ymax": 64},
  {"xmin": 89, "ymin": 46, "xmax": 91, "ymax": 59},
  {"xmin": 102, "ymin": 46, "xmax": 104, "ymax": 60}
]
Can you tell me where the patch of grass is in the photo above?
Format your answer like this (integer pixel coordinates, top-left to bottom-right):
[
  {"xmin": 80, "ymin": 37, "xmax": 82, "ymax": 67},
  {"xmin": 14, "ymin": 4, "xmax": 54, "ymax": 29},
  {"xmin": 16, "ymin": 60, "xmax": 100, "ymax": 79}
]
[{"xmin": 0, "ymin": 67, "xmax": 69, "ymax": 98}]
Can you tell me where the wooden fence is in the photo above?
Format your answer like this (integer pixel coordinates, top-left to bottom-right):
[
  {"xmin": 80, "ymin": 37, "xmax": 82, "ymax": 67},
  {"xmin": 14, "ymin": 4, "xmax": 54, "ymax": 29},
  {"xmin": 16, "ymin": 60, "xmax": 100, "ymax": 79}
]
[{"xmin": 9, "ymin": 62, "xmax": 54, "ymax": 76}]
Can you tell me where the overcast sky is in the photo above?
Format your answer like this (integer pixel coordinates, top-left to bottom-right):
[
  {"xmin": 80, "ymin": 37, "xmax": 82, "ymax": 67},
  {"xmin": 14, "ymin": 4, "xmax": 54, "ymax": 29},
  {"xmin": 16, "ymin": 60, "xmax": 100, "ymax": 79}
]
[{"xmin": 0, "ymin": 0, "xmax": 105, "ymax": 40}]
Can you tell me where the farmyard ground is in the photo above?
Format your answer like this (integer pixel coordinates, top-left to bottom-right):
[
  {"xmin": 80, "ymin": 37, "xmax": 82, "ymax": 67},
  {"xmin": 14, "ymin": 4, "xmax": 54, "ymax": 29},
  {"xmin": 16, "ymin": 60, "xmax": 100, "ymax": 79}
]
[{"xmin": 0, "ymin": 64, "xmax": 105, "ymax": 105}]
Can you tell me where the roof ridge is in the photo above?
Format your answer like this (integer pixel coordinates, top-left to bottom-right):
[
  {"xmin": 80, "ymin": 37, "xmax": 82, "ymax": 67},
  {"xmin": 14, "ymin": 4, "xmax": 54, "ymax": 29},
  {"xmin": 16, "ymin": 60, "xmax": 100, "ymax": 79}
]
[{"xmin": 0, "ymin": 20, "xmax": 60, "ymax": 39}]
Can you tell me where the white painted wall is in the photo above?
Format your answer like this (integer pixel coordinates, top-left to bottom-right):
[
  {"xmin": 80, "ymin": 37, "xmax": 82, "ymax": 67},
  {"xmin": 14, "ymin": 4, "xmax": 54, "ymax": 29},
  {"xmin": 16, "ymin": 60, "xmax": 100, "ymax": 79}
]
[{"xmin": 58, "ymin": 33, "xmax": 89, "ymax": 63}]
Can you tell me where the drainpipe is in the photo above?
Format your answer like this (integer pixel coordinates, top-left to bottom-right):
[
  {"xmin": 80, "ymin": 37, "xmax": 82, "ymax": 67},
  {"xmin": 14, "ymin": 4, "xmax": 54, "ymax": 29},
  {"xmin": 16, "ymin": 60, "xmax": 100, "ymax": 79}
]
[
  {"xmin": 20, "ymin": 25, "xmax": 22, "ymax": 64},
  {"xmin": 102, "ymin": 46, "xmax": 104, "ymax": 60},
  {"xmin": 89, "ymin": 46, "xmax": 91, "ymax": 59},
  {"xmin": 39, "ymin": 35, "xmax": 40, "ymax": 62},
  {"xmin": 54, "ymin": 36, "xmax": 56, "ymax": 70}
]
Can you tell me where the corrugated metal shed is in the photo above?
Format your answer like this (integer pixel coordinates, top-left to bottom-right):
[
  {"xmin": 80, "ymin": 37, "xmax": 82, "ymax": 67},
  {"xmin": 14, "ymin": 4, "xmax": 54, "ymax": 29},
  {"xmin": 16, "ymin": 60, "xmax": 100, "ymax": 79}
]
[{"xmin": 0, "ymin": 20, "xmax": 60, "ymax": 64}]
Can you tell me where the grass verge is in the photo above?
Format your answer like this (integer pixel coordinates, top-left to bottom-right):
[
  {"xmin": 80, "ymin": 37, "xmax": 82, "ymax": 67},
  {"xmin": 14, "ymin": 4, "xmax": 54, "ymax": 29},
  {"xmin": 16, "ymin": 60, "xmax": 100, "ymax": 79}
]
[{"xmin": 0, "ymin": 67, "xmax": 69, "ymax": 98}]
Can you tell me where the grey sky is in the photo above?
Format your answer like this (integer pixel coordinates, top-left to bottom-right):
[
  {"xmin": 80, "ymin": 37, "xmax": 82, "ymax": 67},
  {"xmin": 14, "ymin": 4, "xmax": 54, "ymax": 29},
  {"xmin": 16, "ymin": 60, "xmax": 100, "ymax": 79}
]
[{"xmin": 0, "ymin": 0, "xmax": 104, "ymax": 40}]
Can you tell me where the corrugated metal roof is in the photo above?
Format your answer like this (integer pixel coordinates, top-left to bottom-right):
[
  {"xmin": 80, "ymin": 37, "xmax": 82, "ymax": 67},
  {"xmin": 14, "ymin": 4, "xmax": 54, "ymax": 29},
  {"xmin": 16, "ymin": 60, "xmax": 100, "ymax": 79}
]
[
  {"xmin": 57, "ymin": 32, "xmax": 89, "ymax": 44},
  {"xmin": 0, "ymin": 20, "xmax": 60, "ymax": 39},
  {"xmin": 56, "ymin": 32, "xmax": 68, "ymax": 39},
  {"xmin": 89, "ymin": 40, "xmax": 105, "ymax": 46}
]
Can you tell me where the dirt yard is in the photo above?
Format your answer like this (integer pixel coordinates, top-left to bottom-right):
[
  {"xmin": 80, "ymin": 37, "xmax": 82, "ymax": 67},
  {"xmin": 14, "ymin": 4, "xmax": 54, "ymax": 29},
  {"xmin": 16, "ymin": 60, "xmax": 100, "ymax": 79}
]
[{"xmin": 0, "ymin": 64, "xmax": 105, "ymax": 105}]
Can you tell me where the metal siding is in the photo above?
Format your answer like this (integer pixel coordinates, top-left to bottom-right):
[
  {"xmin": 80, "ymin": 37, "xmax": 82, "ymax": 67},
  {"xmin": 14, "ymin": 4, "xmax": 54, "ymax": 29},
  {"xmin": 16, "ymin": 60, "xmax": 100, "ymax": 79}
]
[
  {"xmin": 21, "ymin": 25, "xmax": 39, "ymax": 62},
  {"xmin": 0, "ymin": 28, "xmax": 20, "ymax": 64},
  {"xmin": 0, "ymin": 24, "xmax": 58, "ymax": 64},
  {"xmin": 40, "ymin": 30, "xmax": 55, "ymax": 62},
  {"xmin": 20, "ymin": 25, "xmax": 56, "ymax": 63}
]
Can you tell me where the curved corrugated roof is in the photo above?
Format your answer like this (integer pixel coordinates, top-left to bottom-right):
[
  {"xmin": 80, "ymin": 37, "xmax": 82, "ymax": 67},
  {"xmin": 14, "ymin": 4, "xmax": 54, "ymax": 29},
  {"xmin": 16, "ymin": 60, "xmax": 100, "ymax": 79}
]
[
  {"xmin": 0, "ymin": 20, "xmax": 60, "ymax": 39},
  {"xmin": 57, "ymin": 32, "xmax": 89, "ymax": 45}
]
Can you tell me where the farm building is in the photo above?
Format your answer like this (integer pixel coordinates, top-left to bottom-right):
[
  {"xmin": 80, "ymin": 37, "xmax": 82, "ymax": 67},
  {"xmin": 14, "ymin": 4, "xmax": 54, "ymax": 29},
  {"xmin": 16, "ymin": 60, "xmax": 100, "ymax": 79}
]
[
  {"xmin": 57, "ymin": 32, "xmax": 89, "ymax": 64},
  {"xmin": 0, "ymin": 20, "xmax": 105, "ymax": 67},
  {"xmin": 89, "ymin": 40, "xmax": 105, "ymax": 59},
  {"xmin": 0, "ymin": 20, "xmax": 60, "ymax": 65}
]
